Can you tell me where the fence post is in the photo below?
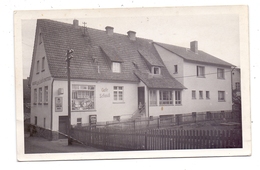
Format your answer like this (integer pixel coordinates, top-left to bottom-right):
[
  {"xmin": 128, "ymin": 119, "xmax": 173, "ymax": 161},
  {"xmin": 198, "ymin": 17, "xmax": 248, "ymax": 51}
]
[
  {"xmin": 133, "ymin": 120, "xmax": 136, "ymax": 131},
  {"xmin": 157, "ymin": 117, "xmax": 160, "ymax": 129},
  {"xmin": 145, "ymin": 131, "xmax": 147, "ymax": 150}
]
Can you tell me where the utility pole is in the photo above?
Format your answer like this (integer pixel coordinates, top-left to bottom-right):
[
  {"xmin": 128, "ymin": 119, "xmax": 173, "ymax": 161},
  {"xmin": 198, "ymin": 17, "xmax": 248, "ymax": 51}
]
[{"xmin": 66, "ymin": 49, "xmax": 74, "ymax": 145}]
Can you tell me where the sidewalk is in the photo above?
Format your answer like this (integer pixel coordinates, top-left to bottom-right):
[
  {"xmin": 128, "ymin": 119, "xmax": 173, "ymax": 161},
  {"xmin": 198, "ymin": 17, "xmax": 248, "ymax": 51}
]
[{"xmin": 25, "ymin": 134, "xmax": 104, "ymax": 153}]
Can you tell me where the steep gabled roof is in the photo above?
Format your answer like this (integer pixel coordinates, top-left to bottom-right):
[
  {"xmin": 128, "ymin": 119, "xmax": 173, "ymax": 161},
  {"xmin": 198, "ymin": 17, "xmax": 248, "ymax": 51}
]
[
  {"xmin": 138, "ymin": 49, "xmax": 164, "ymax": 67},
  {"xmin": 31, "ymin": 19, "xmax": 185, "ymax": 89},
  {"xmin": 154, "ymin": 42, "xmax": 233, "ymax": 67}
]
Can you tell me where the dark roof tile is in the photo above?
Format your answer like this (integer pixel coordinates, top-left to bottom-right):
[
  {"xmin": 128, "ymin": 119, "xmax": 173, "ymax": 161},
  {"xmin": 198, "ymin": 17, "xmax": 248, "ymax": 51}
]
[
  {"xmin": 35, "ymin": 19, "xmax": 185, "ymax": 89},
  {"xmin": 154, "ymin": 42, "xmax": 233, "ymax": 67}
]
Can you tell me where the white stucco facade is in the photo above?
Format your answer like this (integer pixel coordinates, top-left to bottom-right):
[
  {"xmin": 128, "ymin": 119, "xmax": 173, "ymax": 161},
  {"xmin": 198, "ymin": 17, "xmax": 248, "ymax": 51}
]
[
  {"xmin": 30, "ymin": 28, "xmax": 53, "ymax": 130},
  {"xmin": 51, "ymin": 80, "xmax": 139, "ymax": 131},
  {"xmin": 154, "ymin": 43, "xmax": 232, "ymax": 115}
]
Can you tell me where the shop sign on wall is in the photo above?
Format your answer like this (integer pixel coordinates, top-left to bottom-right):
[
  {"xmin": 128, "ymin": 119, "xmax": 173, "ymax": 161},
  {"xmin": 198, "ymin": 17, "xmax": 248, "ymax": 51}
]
[
  {"xmin": 99, "ymin": 88, "xmax": 110, "ymax": 98},
  {"xmin": 55, "ymin": 97, "xmax": 63, "ymax": 112}
]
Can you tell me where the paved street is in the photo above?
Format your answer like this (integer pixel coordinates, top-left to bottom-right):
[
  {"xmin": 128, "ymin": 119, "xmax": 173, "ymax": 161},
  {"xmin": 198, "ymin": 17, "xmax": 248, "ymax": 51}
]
[{"xmin": 25, "ymin": 134, "xmax": 103, "ymax": 153}]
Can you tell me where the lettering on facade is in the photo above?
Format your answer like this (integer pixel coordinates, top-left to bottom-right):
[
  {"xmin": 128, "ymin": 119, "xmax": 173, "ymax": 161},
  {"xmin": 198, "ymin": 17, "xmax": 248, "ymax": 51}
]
[
  {"xmin": 32, "ymin": 76, "xmax": 51, "ymax": 86},
  {"xmin": 100, "ymin": 87, "xmax": 110, "ymax": 98},
  {"xmin": 55, "ymin": 97, "xmax": 63, "ymax": 112}
]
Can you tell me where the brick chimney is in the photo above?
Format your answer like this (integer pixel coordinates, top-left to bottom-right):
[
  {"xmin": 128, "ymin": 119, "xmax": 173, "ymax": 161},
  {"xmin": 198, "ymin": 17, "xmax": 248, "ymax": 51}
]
[
  {"xmin": 105, "ymin": 26, "xmax": 114, "ymax": 36},
  {"xmin": 190, "ymin": 41, "xmax": 198, "ymax": 54},
  {"xmin": 127, "ymin": 31, "xmax": 136, "ymax": 41},
  {"xmin": 73, "ymin": 19, "xmax": 79, "ymax": 27}
]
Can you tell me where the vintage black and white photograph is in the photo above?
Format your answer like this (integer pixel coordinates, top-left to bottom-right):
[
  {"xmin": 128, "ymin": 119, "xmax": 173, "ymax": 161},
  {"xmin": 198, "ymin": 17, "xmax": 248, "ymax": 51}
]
[{"xmin": 15, "ymin": 6, "xmax": 250, "ymax": 161}]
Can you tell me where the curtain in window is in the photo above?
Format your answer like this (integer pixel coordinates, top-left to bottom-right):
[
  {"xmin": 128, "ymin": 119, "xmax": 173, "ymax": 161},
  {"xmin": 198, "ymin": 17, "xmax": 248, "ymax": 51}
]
[{"xmin": 150, "ymin": 90, "xmax": 157, "ymax": 105}]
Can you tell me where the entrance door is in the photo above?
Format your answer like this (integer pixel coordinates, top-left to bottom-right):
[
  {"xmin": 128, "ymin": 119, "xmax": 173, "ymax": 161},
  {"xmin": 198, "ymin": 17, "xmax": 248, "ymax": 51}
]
[
  {"xmin": 58, "ymin": 116, "xmax": 68, "ymax": 139},
  {"xmin": 138, "ymin": 87, "xmax": 145, "ymax": 108}
]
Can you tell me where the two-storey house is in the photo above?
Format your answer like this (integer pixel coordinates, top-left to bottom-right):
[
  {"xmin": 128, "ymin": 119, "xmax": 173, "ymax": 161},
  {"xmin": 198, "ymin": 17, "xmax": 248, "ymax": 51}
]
[
  {"xmin": 29, "ymin": 19, "xmax": 185, "ymax": 140},
  {"xmin": 153, "ymin": 41, "xmax": 233, "ymax": 116}
]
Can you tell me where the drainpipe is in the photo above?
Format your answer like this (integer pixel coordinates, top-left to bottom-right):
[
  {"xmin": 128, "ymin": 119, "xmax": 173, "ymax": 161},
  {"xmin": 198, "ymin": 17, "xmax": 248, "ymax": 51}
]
[
  {"xmin": 147, "ymin": 87, "xmax": 150, "ymax": 118},
  {"xmin": 147, "ymin": 87, "xmax": 150, "ymax": 128},
  {"xmin": 50, "ymin": 78, "xmax": 54, "ymax": 140}
]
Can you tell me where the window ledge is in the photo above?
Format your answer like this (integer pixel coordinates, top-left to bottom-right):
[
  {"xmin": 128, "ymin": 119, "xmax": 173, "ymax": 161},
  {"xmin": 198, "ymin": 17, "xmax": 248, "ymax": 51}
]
[
  {"xmin": 218, "ymin": 100, "xmax": 226, "ymax": 102},
  {"xmin": 113, "ymin": 101, "xmax": 125, "ymax": 104},
  {"xmin": 38, "ymin": 103, "xmax": 42, "ymax": 105},
  {"xmin": 217, "ymin": 78, "xmax": 225, "ymax": 80},
  {"xmin": 44, "ymin": 103, "xmax": 48, "ymax": 105},
  {"xmin": 197, "ymin": 76, "xmax": 205, "ymax": 78},
  {"xmin": 72, "ymin": 110, "xmax": 96, "ymax": 112},
  {"xmin": 159, "ymin": 104, "xmax": 174, "ymax": 106}
]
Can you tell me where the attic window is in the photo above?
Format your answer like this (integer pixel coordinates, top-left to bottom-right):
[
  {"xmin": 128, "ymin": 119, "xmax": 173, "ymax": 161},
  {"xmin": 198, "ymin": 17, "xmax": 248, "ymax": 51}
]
[
  {"xmin": 112, "ymin": 62, "xmax": 121, "ymax": 73},
  {"xmin": 39, "ymin": 33, "xmax": 42, "ymax": 45},
  {"xmin": 41, "ymin": 57, "xmax": 45, "ymax": 72},
  {"xmin": 36, "ymin": 60, "xmax": 40, "ymax": 74},
  {"xmin": 152, "ymin": 66, "xmax": 160, "ymax": 75}
]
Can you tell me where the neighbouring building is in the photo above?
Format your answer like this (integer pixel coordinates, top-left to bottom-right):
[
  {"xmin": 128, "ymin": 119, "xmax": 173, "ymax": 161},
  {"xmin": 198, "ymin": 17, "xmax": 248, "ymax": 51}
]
[
  {"xmin": 232, "ymin": 68, "xmax": 241, "ymax": 96},
  {"xmin": 153, "ymin": 41, "xmax": 233, "ymax": 115},
  {"xmin": 231, "ymin": 68, "xmax": 241, "ymax": 111},
  {"xmin": 29, "ymin": 19, "xmax": 234, "ymax": 140}
]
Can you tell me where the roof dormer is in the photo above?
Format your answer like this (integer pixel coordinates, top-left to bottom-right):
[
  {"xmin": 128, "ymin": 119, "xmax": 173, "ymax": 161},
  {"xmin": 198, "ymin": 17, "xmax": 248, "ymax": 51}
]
[
  {"xmin": 101, "ymin": 45, "xmax": 123, "ymax": 73},
  {"xmin": 138, "ymin": 49, "xmax": 164, "ymax": 75}
]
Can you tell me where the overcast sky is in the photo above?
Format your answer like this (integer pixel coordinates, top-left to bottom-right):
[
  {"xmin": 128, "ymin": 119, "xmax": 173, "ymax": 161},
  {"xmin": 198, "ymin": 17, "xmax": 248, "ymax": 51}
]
[{"xmin": 22, "ymin": 9, "xmax": 240, "ymax": 79}]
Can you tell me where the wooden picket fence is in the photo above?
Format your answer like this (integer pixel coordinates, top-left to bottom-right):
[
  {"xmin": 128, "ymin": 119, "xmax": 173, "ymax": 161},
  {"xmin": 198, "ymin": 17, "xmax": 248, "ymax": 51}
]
[
  {"xmin": 71, "ymin": 127, "xmax": 242, "ymax": 151},
  {"xmin": 80, "ymin": 110, "xmax": 241, "ymax": 131}
]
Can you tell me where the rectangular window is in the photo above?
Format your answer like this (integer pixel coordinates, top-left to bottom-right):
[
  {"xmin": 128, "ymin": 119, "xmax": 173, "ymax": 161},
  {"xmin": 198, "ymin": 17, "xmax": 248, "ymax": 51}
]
[
  {"xmin": 114, "ymin": 86, "xmax": 124, "ymax": 101},
  {"xmin": 235, "ymin": 82, "xmax": 240, "ymax": 91},
  {"xmin": 174, "ymin": 65, "xmax": 178, "ymax": 73},
  {"xmin": 159, "ymin": 91, "xmax": 173, "ymax": 105},
  {"xmin": 218, "ymin": 91, "xmax": 225, "ymax": 102},
  {"xmin": 39, "ymin": 33, "xmax": 42, "ymax": 44},
  {"xmin": 197, "ymin": 66, "xmax": 205, "ymax": 77},
  {"xmin": 113, "ymin": 116, "xmax": 120, "ymax": 121},
  {"xmin": 149, "ymin": 90, "xmax": 157, "ymax": 106},
  {"xmin": 77, "ymin": 118, "xmax": 82, "ymax": 127},
  {"xmin": 192, "ymin": 90, "xmax": 196, "ymax": 99},
  {"xmin": 34, "ymin": 116, "xmax": 37, "ymax": 125},
  {"xmin": 72, "ymin": 85, "xmax": 95, "ymax": 111},
  {"xmin": 152, "ymin": 67, "xmax": 160, "ymax": 75},
  {"xmin": 217, "ymin": 68, "xmax": 225, "ymax": 79},
  {"xmin": 44, "ymin": 86, "xmax": 48, "ymax": 104},
  {"xmin": 112, "ymin": 62, "xmax": 121, "ymax": 73},
  {"xmin": 38, "ymin": 87, "xmax": 42, "ymax": 104},
  {"xmin": 34, "ymin": 88, "xmax": 37, "ymax": 104},
  {"xmin": 199, "ymin": 91, "xmax": 203, "ymax": 99},
  {"xmin": 36, "ymin": 60, "xmax": 40, "ymax": 74},
  {"xmin": 206, "ymin": 91, "xmax": 210, "ymax": 99},
  {"xmin": 42, "ymin": 57, "xmax": 45, "ymax": 71},
  {"xmin": 175, "ymin": 91, "xmax": 182, "ymax": 105}
]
